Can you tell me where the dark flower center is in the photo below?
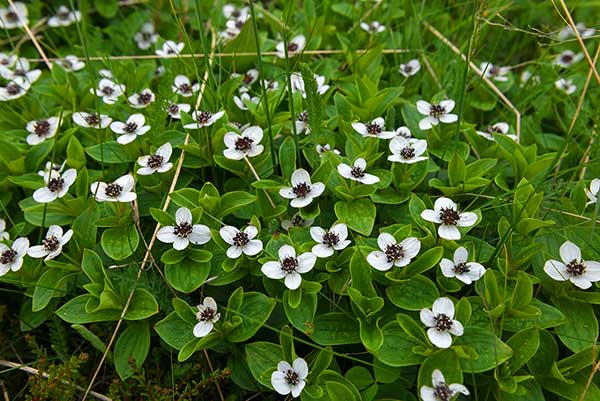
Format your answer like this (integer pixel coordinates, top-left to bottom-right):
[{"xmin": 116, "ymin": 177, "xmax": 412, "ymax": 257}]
[
  {"xmin": 290, "ymin": 215, "xmax": 305, "ymax": 227},
  {"xmin": 13, "ymin": 69, "xmax": 26, "ymax": 77},
  {"xmin": 6, "ymin": 83, "xmax": 21, "ymax": 95},
  {"xmin": 243, "ymin": 73, "xmax": 254, "ymax": 85},
  {"xmin": 351, "ymin": 166, "xmax": 365, "ymax": 178},
  {"xmin": 34, "ymin": 120, "xmax": 51, "ymax": 136},
  {"xmin": 429, "ymin": 104, "xmax": 446, "ymax": 119},
  {"xmin": 0, "ymin": 58, "xmax": 9, "ymax": 65},
  {"xmin": 101, "ymin": 86, "xmax": 114, "ymax": 95},
  {"xmin": 292, "ymin": 182, "xmax": 311, "ymax": 197},
  {"xmin": 486, "ymin": 125, "xmax": 503, "ymax": 134},
  {"xmin": 366, "ymin": 123, "xmax": 383, "ymax": 136},
  {"xmin": 6, "ymin": 11, "xmax": 18, "ymax": 22},
  {"xmin": 179, "ymin": 83, "xmax": 191, "ymax": 93},
  {"xmin": 43, "ymin": 235, "xmax": 60, "ymax": 252},
  {"xmin": 453, "ymin": 262, "xmax": 470, "ymax": 274},
  {"xmin": 561, "ymin": 54, "xmax": 573, "ymax": 63},
  {"xmin": 138, "ymin": 92, "xmax": 152, "ymax": 104},
  {"xmin": 403, "ymin": 65, "xmax": 413, "ymax": 73},
  {"xmin": 168, "ymin": 104, "xmax": 180, "ymax": 115},
  {"xmin": 141, "ymin": 31, "xmax": 152, "ymax": 41},
  {"xmin": 566, "ymin": 259, "xmax": 586, "ymax": 276},
  {"xmin": 322, "ymin": 232, "xmax": 339, "ymax": 247},
  {"xmin": 489, "ymin": 66, "xmax": 501, "ymax": 76},
  {"xmin": 62, "ymin": 59, "xmax": 73, "ymax": 68},
  {"xmin": 47, "ymin": 177, "xmax": 64, "ymax": 192},
  {"xmin": 147, "ymin": 153, "xmax": 164, "ymax": 168},
  {"xmin": 232, "ymin": 231, "xmax": 249, "ymax": 247},
  {"xmin": 280, "ymin": 256, "xmax": 298, "ymax": 273},
  {"xmin": 198, "ymin": 307, "xmax": 215, "ymax": 321},
  {"xmin": 434, "ymin": 383, "xmax": 451, "ymax": 401},
  {"xmin": 196, "ymin": 111, "xmax": 212, "ymax": 124},
  {"xmin": 235, "ymin": 136, "xmax": 253, "ymax": 152},
  {"xmin": 285, "ymin": 370, "xmax": 300, "ymax": 385},
  {"xmin": 435, "ymin": 314, "xmax": 453, "ymax": 331},
  {"xmin": 85, "ymin": 113, "xmax": 99, "ymax": 126},
  {"xmin": 124, "ymin": 122, "xmax": 138, "ymax": 133},
  {"xmin": 235, "ymin": 20, "xmax": 245, "ymax": 29},
  {"xmin": 297, "ymin": 110, "xmax": 308, "ymax": 122},
  {"xmin": 0, "ymin": 248, "xmax": 17, "ymax": 264},
  {"xmin": 288, "ymin": 42, "xmax": 299, "ymax": 52},
  {"xmin": 105, "ymin": 183, "xmax": 122, "ymax": 197},
  {"xmin": 57, "ymin": 9, "xmax": 70, "ymax": 19},
  {"xmin": 400, "ymin": 147, "xmax": 415, "ymax": 159},
  {"xmin": 439, "ymin": 207, "xmax": 460, "ymax": 225},
  {"xmin": 385, "ymin": 243, "xmax": 404, "ymax": 262},
  {"xmin": 174, "ymin": 222, "xmax": 193, "ymax": 238}
]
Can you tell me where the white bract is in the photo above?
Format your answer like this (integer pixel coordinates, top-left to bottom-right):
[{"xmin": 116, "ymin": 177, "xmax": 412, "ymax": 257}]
[
  {"xmin": 38, "ymin": 161, "xmax": 66, "ymax": 177},
  {"xmin": 155, "ymin": 40, "xmax": 184, "ymax": 57},
  {"xmin": 219, "ymin": 225, "xmax": 263, "ymax": 259},
  {"xmin": 421, "ymin": 197, "xmax": 477, "ymax": 240},
  {"xmin": 56, "ymin": 55, "xmax": 85, "ymax": 72},
  {"xmin": 420, "ymin": 369, "xmax": 470, "ymax": 401},
  {"xmin": 47, "ymin": 5, "xmax": 80, "ymax": 27},
  {"xmin": 72, "ymin": 112, "xmax": 112, "ymax": 129},
  {"xmin": 134, "ymin": 22, "xmax": 159, "ymax": 50},
  {"xmin": 0, "ymin": 237, "xmax": 29, "ymax": 276},
  {"xmin": 26, "ymin": 117, "xmax": 60, "ymax": 145},
  {"xmin": 271, "ymin": 358, "xmax": 308, "ymax": 398},
  {"xmin": 232, "ymin": 69, "xmax": 258, "ymax": 87},
  {"xmin": 395, "ymin": 126, "xmax": 412, "ymax": 138},
  {"xmin": 290, "ymin": 72, "xmax": 329, "ymax": 98},
  {"xmin": 480, "ymin": 62, "xmax": 510, "ymax": 82},
  {"xmin": 0, "ymin": 79, "xmax": 31, "ymax": 101},
  {"xmin": 476, "ymin": 122, "xmax": 516, "ymax": 141},
  {"xmin": 279, "ymin": 169, "xmax": 325, "ymax": 208},
  {"xmin": 137, "ymin": 143, "xmax": 174, "ymax": 175},
  {"xmin": 367, "ymin": 233, "xmax": 421, "ymax": 271},
  {"xmin": 110, "ymin": 114, "xmax": 151, "ymax": 145},
  {"xmin": 417, "ymin": 99, "xmax": 458, "ymax": 130},
  {"xmin": 223, "ymin": 126, "xmax": 264, "ymax": 160},
  {"xmin": 90, "ymin": 174, "xmax": 137, "ymax": 203},
  {"xmin": 0, "ymin": 219, "xmax": 9, "ymax": 241},
  {"xmin": 399, "ymin": 59, "xmax": 421, "ymax": 77},
  {"xmin": 223, "ymin": 4, "xmax": 249, "ymax": 20},
  {"xmin": 92, "ymin": 78, "xmax": 125, "ymax": 104},
  {"xmin": 0, "ymin": 58, "xmax": 41, "ymax": 84},
  {"xmin": 172, "ymin": 75, "xmax": 200, "ymax": 97},
  {"xmin": 0, "ymin": 2, "xmax": 28, "ymax": 29},
  {"xmin": 360, "ymin": 21, "xmax": 386, "ymax": 34},
  {"xmin": 554, "ymin": 50, "xmax": 583, "ymax": 68},
  {"xmin": 27, "ymin": 225, "xmax": 73, "ymax": 261},
  {"xmin": 128, "ymin": 88, "xmax": 155, "ymax": 109},
  {"xmin": 157, "ymin": 207, "xmax": 211, "ymax": 250},
  {"xmin": 558, "ymin": 23, "xmax": 595, "ymax": 40},
  {"xmin": 276, "ymin": 35, "xmax": 306, "ymax": 58},
  {"xmin": 337, "ymin": 158, "xmax": 380, "ymax": 184},
  {"xmin": 584, "ymin": 178, "xmax": 599, "ymax": 205},
  {"xmin": 295, "ymin": 110, "xmax": 310, "ymax": 134},
  {"xmin": 310, "ymin": 223, "xmax": 351, "ymax": 258},
  {"xmin": 183, "ymin": 110, "xmax": 225, "ymax": 129},
  {"xmin": 388, "ymin": 137, "xmax": 428, "ymax": 164},
  {"xmin": 33, "ymin": 169, "xmax": 77, "ymax": 203},
  {"xmin": 262, "ymin": 244, "xmax": 316, "ymax": 290},
  {"xmin": 420, "ymin": 297, "xmax": 464, "ymax": 349},
  {"xmin": 555, "ymin": 78, "xmax": 576, "ymax": 95},
  {"xmin": 165, "ymin": 103, "xmax": 191, "ymax": 119},
  {"xmin": 233, "ymin": 92, "xmax": 259, "ymax": 110},
  {"xmin": 440, "ymin": 247, "xmax": 486, "ymax": 284},
  {"xmin": 316, "ymin": 144, "xmax": 340, "ymax": 157},
  {"xmin": 193, "ymin": 297, "xmax": 220, "ymax": 337},
  {"xmin": 544, "ymin": 241, "xmax": 600, "ymax": 290},
  {"xmin": 352, "ymin": 117, "xmax": 395, "ymax": 139}
]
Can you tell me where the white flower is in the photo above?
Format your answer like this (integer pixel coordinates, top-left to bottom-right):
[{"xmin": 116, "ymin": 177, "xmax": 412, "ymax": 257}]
[
  {"xmin": 26, "ymin": 117, "xmax": 60, "ymax": 145},
  {"xmin": 476, "ymin": 122, "xmax": 516, "ymax": 142},
  {"xmin": 440, "ymin": 247, "xmax": 486, "ymax": 285},
  {"xmin": 367, "ymin": 233, "xmax": 421, "ymax": 271},
  {"xmin": 232, "ymin": 68, "xmax": 259, "ymax": 87},
  {"xmin": 394, "ymin": 126, "xmax": 412, "ymax": 138},
  {"xmin": 223, "ymin": 4, "xmax": 249, "ymax": 19},
  {"xmin": 585, "ymin": 178, "xmax": 599, "ymax": 206},
  {"xmin": 72, "ymin": 112, "xmax": 112, "ymax": 129},
  {"xmin": 290, "ymin": 72, "xmax": 329, "ymax": 98},
  {"xmin": 92, "ymin": 78, "xmax": 125, "ymax": 104},
  {"xmin": 38, "ymin": 161, "xmax": 66, "ymax": 177},
  {"xmin": 554, "ymin": 50, "xmax": 584, "ymax": 68},
  {"xmin": 0, "ymin": 53, "xmax": 17, "ymax": 71},
  {"xmin": 295, "ymin": 110, "xmax": 310, "ymax": 134},
  {"xmin": 0, "ymin": 58, "xmax": 41, "ymax": 83},
  {"xmin": 0, "ymin": 79, "xmax": 31, "ymax": 101},
  {"xmin": 262, "ymin": 79, "xmax": 279, "ymax": 91},
  {"xmin": 47, "ymin": 5, "xmax": 80, "ymax": 27},
  {"xmin": 420, "ymin": 369, "xmax": 470, "ymax": 401},
  {"xmin": 388, "ymin": 137, "xmax": 428, "ymax": 164},
  {"xmin": 281, "ymin": 213, "xmax": 314, "ymax": 231},
  {"xmin": 99, "ymin": 69, "xmax": 113, "ymax": 79},
  {"xmin": 544, "ymin": 241, "xmax": 600, "ymax": 290},
  {"xmin": 360, "ymin": 21, "xmax": 386, "ymax": 34},
  {"xmin": 271, "ymin": 358, "xmax": 308, "ymax": 398},
  {"xmin": 134, "ymin": 22, "xmax": 158, "ymax": 50},
  {"xmin": 520, "ymin": 70, "xmax": 540, "ymax": 86},
  {"xmin": 416, "ymin": 100, "xmax": 458, "ymax": 130},
  {"xmin": 154, "ymin": 65, "xmax": 165, "ymax": 77},
  {"xmin": 137, "ymin": 142, "xmax": 174, "ymax": 175},
  {"xmin": 399, "ymin": 59, "xmax": 421, "ymax": 77},
  {"xmin": 310, "ymin": 223, "xmax": 351, "ymax": 258},
  {"xmin": 172, "ymin": 75, "xmax": 200, "ymax": 97},
  {"xmin": 56, "ymin": 55, "xmax": 85, "ymax": 72},
  {"xmin": 420, "ymin": 297, "xmax": 464, "ymax": 349},
  {"xmin": 219, "ymin": 225, "xmax": 263, "ymax": 258},
  {"xmin": 0, "ymin": 237, "xmax": 29, "ymax": 276},
  {"xmin": 128, "ymin": 88, "xmax": 155, "ymax": 109},
  {"xmin": 558, "ymin": 23, "xmax": 596, "ymax": 40},
  {"xmin": 279, "ymin": 169, "xmax": 325, "ymax": 208},
  {"xmin": 352, "ymin": 117, "xmax": 395, "ymax": 139},
  {"xmin": 193, "ymin": 297, "xmax": 220, "ymax": 337},
  {"xmin": 165, "ymin": 102, "xmax": 191, "ymax": 119},
  {"xmin": 337, "ymin": 158, "xmax": 380, "ymax": 184},
  {"xmin": 110, "ymin": 114, "xmax": 151, "ymax": 145},
  {"xmin": 276, "ymin": 35, "xmax": 306, "ymax": 58},
  {"xmin": 420, "ymin": 197, "xmax": 478, "ymax": 240},
  {"xmin": 316, "ymin": 144, "xmax": 340, "ymax": 156},
  {"xmin": 0, "ymin": 2, "xmax": 28, "ymax": 29},
  {"xmin": 480, "ymin": 62, "xmax": 510, "ymax": 82},
  {"xmin": 222, "ymin": 16, "xmax": 248, "ymax": 40},
  {"xmin": 555, "ymin": 78, "xmax": 576, "ymax": 95},
  {"xmin": 233, "ymin": 92, "xmax": 260, "ymax": 110},
  {"xmin": 262, "ymin": 244, "xmax": 316, "ymax": 290},
  {"xmin": 223, "ymin": 126, "xmax": 264, "ymax": 160},
  {"xmin": 0, "ymin": 219, "xmax": 9, "ymax": 241},
  {"xmin": 27, "ymin": 225, "xmax": 73, "ymax": 261},
  {"xmin": 183, "ymin": 110, "xmax": 225, "ymax": 129},
  {"xmin": 90, "ymin": 174, "xmax": 137, "ymax": 203},
  {"xmin": 33, "ymin": 169, "xmax": 77, "ymax": 203},
  {"xmin": 157, "ymin": 207, "xmax": 211, "ymax": 250},
  {"xmin": 155, "ymin": 40, "xmax": 184, "ymax": 57}
]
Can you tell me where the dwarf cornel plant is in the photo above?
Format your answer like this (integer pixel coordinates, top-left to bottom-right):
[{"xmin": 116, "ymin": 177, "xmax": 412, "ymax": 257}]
[{"xmin": 1, "ymin": 1, "xmax": 600, "ymax": 400}]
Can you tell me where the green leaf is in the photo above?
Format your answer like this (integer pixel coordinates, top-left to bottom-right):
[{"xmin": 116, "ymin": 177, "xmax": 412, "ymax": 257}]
[
  {"xmin": 149, "ymin": 207, "xmax": 173, "ymax": 226},
  {"xmin": 372, "ymin": 321, "xmax": 424, "ymax": 367},
  {"xmin": 114, "ymin": 322, "xmax": 150, "ymax": 380},
  {"xmin": 101, "ymin": 224, "xmax": 140, "ymax": 261},
  {"xmin": 161, "ymin": 248, "xmax": 187, "ymax": 265},
  {"xmin": 554, "ymin": 296, "xmax": 599, "ymax": 352},
  {"xmin": 227, "ymin": 292, "xmax": 276, "ymax": 343},
  {"xmin": 334, "ymin": 198, "xmax": 376, "ymax": 236},
  {"xmin": 310, "ymin": 347, "xmax": 333, "ymax": 379},
  {"xmin": 310, "ymin": 312, "xmax": 361, "ymax": 345},
  {"xmin": 284, "ymin": 292, "xmax": 317, "ymax": 335},
  {"xmin": 95, "ymin": 0, "xmax": 118, "ymax": 17},
  {"xmin": 386, "ymin": 247, "xmax": 444, "ymax": 280},
  {"xmin": 453, "ymin": 326, "xmax": 513, "ymax": 373},
  {"xmin": 56, "ymin": 294, "xmax": 120, "ymax": 324},
  {"xmin": 86, "ymin": 141, "xmax": 138, "ymax": 163},
  {"xmin": 154, "ymin": 312, "xmax": 195, "ymax": 350},
  {"xmin": 506, "ymin": 328, "xmax": 539, "ymax": 374},
  {"xmin": 244, "ymin": 342, "xmax": 283, "ymax": 388},
  {"xmin": 218, "ymin": 191, "xmax": 257, "ymax": 218},
  {"xmin": 82, "ymin": 249, "xmax": 105, "ymax": 283},
  {"xmin": 417, "ymin": 349, "xmax": 462, "ymax": 394},
  {"xmin": 279, "ymin": 136, "xmax": 297, "ymax": 179},
  {"xmin": 448, "ymin": 152, "xmax": 466, "ymax": 187},
  {"xmin": 165, "ymin": 257, "xmax": 211, "ymax": 293},
  {"xmin": 178, "ymin": 332, "xmax": 222, "ymax": 362},
  {"xmin": 32, "ymin": 268, "xmax": 77, "ymax": 311},
  {"xmin": 66, "ymin": 136, "xmax": 86, "ymax": 169},
  {"xmin": 71, "ymin": 324, "xmax": 110, "ymax": 358},
  {"xmin": 124, "ymin": 289, "xmax": 159, "ymax": 320},
  {"xmin": 386, "ymin": 274, "xmax": 440, "ymax": 311}
]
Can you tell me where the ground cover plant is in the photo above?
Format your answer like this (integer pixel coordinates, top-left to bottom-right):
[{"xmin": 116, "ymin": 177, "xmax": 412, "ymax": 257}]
[{"xmin": 0, "ymin": 0, "xmax": 599, "ymax": 400}]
